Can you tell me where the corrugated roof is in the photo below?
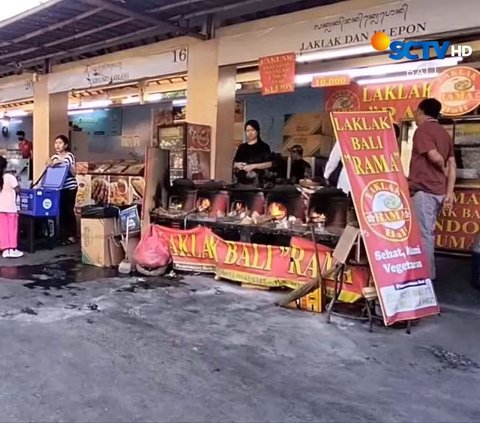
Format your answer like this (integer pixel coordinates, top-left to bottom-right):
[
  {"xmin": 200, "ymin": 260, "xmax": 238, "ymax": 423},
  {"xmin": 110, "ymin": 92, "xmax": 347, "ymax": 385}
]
[{"xmin": 0, "ymin": 0, "xmax": 344, "ymax": 77}]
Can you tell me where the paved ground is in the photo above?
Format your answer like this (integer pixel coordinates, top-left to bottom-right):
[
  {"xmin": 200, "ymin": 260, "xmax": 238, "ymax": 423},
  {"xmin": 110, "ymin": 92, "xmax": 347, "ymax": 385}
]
[{"xmin": 0, "ymin": 247, "xmax": 479, "ymax": 422}]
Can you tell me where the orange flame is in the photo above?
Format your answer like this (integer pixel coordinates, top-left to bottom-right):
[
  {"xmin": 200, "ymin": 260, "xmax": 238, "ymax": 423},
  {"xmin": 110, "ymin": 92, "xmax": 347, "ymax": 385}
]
[
  {"xmin": 197, "ymin": 198, "xmax": 211, "ymax": 212},
  {"xmin": 268, "ymin": 202, "xmax": 287, "ymax": 220}
]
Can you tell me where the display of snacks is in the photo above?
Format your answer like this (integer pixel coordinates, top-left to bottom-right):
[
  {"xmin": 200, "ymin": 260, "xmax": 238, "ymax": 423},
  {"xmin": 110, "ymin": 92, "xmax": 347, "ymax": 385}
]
[
  {"xmin": 129, "ymin": 176, "xmax": 145, "ymax": 204},
  {"xmin": 109, "ymin": 176, "xmax": 130, "ymax": 206},
  {"xmin": 78, "ymin": 161, "xmax": 145, "ymax": 206},
  {"xmin": 91, "ymin": 176, "xmax": 110, "ymax": 204},
  {"xmin": 92, "ymin": 163, "xmax": 113, "ymax": 174},
  {"xmin": 76, "ymin": 175, "xmax": 92, "ymax": 207},
  {"xmin": 106, "ymin": 163, "xmax": 129, "ymax": 174},
  {"xmin": 122, "ymin": 164, "xmax": 145, "ymax": 175},
  {"xmin": 76, "ymin": 162, "xmax": 92, "ymax": 175}
]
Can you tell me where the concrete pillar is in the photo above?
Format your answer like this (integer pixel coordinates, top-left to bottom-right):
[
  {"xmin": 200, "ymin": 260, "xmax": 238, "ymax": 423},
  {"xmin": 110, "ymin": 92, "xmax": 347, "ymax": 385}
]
[
  {"xmin": 33, "ymin": 75, "xmax": 69, "ymax": 181},
  {"xmin": 215, "ymin": 65, "xmax": 237, "ymax": 182},
  {"xmin": 186, "ymin": 40, "xmax": 220, "ymax": 179}
]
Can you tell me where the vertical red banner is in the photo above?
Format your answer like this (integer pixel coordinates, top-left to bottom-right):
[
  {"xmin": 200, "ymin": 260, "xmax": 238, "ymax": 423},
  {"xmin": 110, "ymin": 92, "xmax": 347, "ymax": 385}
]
[
  {"xmin": 259, "ymin": 53, "xmax": 296, "ymax": 96},
  {"xmin": 331, "ymin": 111, "xmax": 440, "ymax": 325}
]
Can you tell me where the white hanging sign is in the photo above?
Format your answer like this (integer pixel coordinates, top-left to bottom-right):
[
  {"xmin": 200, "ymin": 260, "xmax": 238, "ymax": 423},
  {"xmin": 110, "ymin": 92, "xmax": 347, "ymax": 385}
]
[
  {"xmin": 218, "ymin": 0, "xmax": 480, "ymax": 65},
  {"xmin": 48, "ymin": 47, "xmax": 188, "ymax": 93},
  {"xmin": 0, "ymin": 79, "xmax": 33, "ymax": 103}
]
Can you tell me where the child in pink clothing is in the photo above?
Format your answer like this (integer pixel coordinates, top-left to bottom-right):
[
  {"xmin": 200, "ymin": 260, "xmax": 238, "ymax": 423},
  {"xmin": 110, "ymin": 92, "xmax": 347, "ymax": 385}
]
[{"xmin": 0, "ymin": 156, "xmax": 23, "ymax": 258}]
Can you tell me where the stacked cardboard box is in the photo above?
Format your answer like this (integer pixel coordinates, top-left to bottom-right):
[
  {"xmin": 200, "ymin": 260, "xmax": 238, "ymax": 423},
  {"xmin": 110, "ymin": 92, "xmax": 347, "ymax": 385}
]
[{"xmin": 282, "ymin": 112, "xmax": 334, "ymax": 158}]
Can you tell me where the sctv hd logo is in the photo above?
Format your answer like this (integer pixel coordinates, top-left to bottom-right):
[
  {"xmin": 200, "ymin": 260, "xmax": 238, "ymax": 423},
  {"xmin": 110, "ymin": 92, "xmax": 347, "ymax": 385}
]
[{"xmin": 370, "ymin": 32, "xmax": 472, "ymax": 60}]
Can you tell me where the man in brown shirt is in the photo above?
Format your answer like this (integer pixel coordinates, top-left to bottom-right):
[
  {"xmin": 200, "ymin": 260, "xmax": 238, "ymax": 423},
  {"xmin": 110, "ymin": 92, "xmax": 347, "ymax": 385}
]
[{"xmin": 409, "ymin": 98, "xmax": 456, "ymax": 280}]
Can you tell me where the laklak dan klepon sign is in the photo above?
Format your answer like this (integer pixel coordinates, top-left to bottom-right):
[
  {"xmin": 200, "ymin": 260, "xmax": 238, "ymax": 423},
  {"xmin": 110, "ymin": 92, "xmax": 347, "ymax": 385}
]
[{"xmin": 330, "ymin": 111, "xmax": 440, "ymax": 325}]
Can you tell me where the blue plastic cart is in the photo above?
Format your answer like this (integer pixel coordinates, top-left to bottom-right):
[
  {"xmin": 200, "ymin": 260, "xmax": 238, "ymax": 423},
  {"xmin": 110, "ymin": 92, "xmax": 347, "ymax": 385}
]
[{"xmin": 19, "ymin": 165, "xmax": 68, "ymax": 217}]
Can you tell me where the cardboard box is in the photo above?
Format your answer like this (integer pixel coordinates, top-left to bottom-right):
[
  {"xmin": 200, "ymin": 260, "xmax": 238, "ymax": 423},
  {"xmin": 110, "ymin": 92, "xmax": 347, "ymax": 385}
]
[
  {"xmin": 282, "ymin": 134, "xmax": 333, "ymax": 157},
  {"xmin": 283, "ymin": 112, "xmax": 324, "ymax": 136},
  {"xmin": 81, "ymin": 218, "xmax": 124, "ymax": 267}
]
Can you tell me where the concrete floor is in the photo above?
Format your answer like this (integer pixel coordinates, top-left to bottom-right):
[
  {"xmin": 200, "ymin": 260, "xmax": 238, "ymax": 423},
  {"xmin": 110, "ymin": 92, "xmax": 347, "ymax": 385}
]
[{"xmin": 0, "ymin": 247, "xmax": 479, "ymax": 422}]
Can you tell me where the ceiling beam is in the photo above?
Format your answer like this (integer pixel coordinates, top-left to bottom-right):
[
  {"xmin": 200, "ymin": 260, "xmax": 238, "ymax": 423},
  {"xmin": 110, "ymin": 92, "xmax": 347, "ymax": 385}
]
[
  {"xmin": 14, "ymin": 25, "xmax": 179, "ymax": 68},
  {"xmin": 149, "ymin": 0, "xmax": 206, "ymax": 13},
  {"xmin": 0, "ymin": 17, "xmax": 133, "ymax": 62},
  {"xmin": 0, "ymin": 0, "xmax": 65, "ymax": 30},
  {"xmin": 0, "ymin": 7, "xmax": 104, "ymax": 48},
  {"xmin": 172, "ymin": 0, "xmax": 303, "ymax": 20},
  {"xmin": 81, "ymin": 0, "xmax": 205, "ymax": 40}
]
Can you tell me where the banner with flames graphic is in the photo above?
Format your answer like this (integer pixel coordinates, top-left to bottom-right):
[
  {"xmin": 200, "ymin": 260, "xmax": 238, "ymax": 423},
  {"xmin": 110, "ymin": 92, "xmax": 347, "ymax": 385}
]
[
  {"xmin": 331, "ymin": 111, "xmax": 440, "ymax": 325},
  {"xmin": 156, "ymin": 225, "xmax": 369, "ymax": 307}
]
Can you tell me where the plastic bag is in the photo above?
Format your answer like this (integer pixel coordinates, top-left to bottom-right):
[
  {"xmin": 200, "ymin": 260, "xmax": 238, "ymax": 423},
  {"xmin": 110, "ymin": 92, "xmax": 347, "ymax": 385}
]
[{"xmin": 133, "ymin": 225, "xmax": 172, "ymax": 269}]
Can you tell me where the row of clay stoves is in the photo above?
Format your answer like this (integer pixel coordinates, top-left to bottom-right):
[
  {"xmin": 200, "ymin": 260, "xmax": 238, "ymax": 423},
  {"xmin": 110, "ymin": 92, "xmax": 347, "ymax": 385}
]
[{"xmin": 165, "ymin": 184, "xmax": 352, "ymax": 229}]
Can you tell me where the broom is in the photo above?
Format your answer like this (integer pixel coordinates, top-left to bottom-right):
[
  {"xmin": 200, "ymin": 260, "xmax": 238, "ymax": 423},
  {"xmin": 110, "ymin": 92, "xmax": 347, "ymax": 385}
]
[{"xmin": 277, "ymin": 223, "xmax": 338, "ymax": 308}]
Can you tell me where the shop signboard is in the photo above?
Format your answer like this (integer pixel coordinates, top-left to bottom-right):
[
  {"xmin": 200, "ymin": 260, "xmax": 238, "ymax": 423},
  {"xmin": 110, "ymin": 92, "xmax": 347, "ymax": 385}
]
[
  {"xmin": 325, "ymin": 79, "xmax": 431, "ymax": 121},
  {"xmin": 48, "ymin": 47, "xmax": 188, "ymax": 93},
  {"xmin": 219, "ymin": 0, "xmax": 480, "ymax": 66},
  {"xmin": 259, "ymin": 53, "xmax": 296, "ymax": 95},
  {"xmin": 312, "ymin": 75, "xmax": 351, "ymax": 88},
  {"xmin": 331, "ymin": 110, "xmax": 439, "ymax": 325},
  {"xmin": 430, "ymin": 66, "xmax": 480, "ymax": 116},
  {"xmin": 0, "ymin": 78, "xmax": 33, "ymax": 103},
  {"xmin": 72, "ymin": 108, "xmax": 123, "ymax": 136},
  {"xmin": 436, "ymin": 189, "xmax": 480, "ymax": 253},
  {"xmin": 156, "ymin": 225, "xmax": 370, "ymax": 303}
]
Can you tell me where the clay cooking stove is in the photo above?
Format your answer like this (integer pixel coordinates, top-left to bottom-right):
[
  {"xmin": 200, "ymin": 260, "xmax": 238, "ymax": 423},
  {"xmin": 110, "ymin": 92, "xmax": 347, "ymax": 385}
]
[
  {"xmin": 264, "ymin": 186, "xmax": 306, "ymax": 227},
  {"xmin": 195, "ymin": 187, "xmax": 229, "ymax": 219},
  {"xmin": 226, "ymin": 188, "xmax": 265, "ymax": 220}
]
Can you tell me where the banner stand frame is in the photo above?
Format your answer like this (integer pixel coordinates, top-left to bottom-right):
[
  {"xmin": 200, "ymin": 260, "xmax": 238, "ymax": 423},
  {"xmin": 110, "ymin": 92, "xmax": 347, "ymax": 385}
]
[{"xmin": 325, "ymin": 225, "xmax": 414, "ymax": 334}]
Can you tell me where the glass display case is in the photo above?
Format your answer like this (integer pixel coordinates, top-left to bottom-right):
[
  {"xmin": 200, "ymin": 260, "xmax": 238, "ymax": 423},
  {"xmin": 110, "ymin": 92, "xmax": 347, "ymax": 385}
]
[
  {"xmin": 400, "ymin": 117, "xmax": 480, "ymax": 182},
  {"xmin": 75, "ymin": 161, "xmax": 145, "ymax": 208},
  {"xmin": 157, "ymin": 123, "xmax": 211, "ymax": 185}
]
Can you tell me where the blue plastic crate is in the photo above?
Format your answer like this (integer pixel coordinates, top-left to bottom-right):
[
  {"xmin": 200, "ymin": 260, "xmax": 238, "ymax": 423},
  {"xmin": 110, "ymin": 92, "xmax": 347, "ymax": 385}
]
[{"xmin": 19, "ymin": 189, "xmax": 61, "ymax": 217}]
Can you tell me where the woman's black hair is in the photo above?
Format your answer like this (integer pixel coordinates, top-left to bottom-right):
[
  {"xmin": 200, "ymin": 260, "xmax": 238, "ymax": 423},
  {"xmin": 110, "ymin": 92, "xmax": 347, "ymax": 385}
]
[
  {"xmin": 244, "ymin": 119, "xmax": 263, "ymax": 142},
  {"xmin": 0, "ymin": 156, "xmax": 7, "ymax": 191},
  {"xmin": 55, "ymin": 134, "xmax": 71, "ymax": 152}
]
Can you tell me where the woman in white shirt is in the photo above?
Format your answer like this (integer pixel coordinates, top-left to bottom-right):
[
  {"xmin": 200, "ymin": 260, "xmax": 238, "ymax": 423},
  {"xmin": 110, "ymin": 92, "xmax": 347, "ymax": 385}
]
[
  {"xmin": 0, "ymin": 156, "xmax": 23, "ymax": 258},
  {"xmin": 323, "ymin": 141, "xmax": 350, "ymax": 195}
]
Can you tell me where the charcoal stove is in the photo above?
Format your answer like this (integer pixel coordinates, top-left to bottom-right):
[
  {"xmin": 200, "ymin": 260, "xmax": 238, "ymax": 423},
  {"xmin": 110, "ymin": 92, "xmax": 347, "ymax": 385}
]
[
  {"xmin": 167, "ymin": 179, "xmax": 197, "ymax": 213},
  {"xmin": 265, "ymin": 185, "xmax": 306, "ymax": 221},
  {"xmin": 195, "ymin": 182, "xmax": 229, "ymax": 218},
  {"xmin": 227, "ymin": 187, "xmax": 265, "ymax": 219},
  {"xmin": 308, "ymin": 187, "xmax": 350, "ymax": 229}
]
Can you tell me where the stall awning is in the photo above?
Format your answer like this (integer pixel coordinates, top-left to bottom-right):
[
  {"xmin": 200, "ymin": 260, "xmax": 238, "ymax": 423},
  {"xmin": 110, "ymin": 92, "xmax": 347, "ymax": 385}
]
[{"xmin": 0, "ymin": 0, "xmax": 344, "ymax": 78}]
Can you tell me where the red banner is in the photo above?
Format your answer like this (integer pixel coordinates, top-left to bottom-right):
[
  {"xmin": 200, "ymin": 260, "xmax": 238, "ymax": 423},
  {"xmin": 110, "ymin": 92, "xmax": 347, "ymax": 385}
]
[
  {"xmin": 436, "ymin": 189, "xmax": 480, "ymax": 253},
  {"xmin": 216, "ymin": 240, "xmax": 292, "ymax": 288},
  {"xmin": 156, "ymin": 226, "xmax": 369, "ymax": 305},
  {"xmin": 290, "ymin": 237, "xmax": 369, "ymax": 303},
  {"xmin": 259, "ymin": 53, "xmax": 296, "ymax": 96},
  {"xmin": 325, "ymin": 80, "xmax": 431, "ymax": 122},
  {"xmin": 160, "ymin": 226, "xmax": 218, "ymax": 273},
  {"xmin": 331, "ymin": 111, "xmax": 440, "ymax": 325}
]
